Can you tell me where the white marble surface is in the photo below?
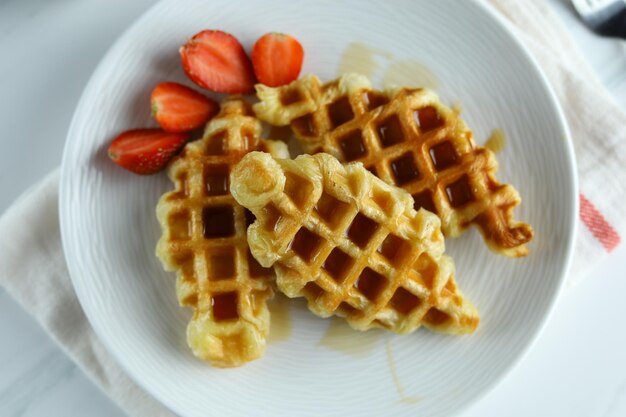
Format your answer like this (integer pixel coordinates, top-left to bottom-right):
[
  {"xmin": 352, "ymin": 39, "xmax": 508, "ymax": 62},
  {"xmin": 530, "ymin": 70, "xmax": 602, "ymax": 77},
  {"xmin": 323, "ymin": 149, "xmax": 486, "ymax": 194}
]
[{"xmin": 0, "ymin": 0, "xmax": 625, "ymax": 416}]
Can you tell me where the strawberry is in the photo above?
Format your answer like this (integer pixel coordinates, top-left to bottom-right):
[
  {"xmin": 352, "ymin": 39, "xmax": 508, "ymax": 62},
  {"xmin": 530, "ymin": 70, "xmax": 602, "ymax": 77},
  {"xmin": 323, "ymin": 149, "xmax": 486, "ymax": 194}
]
[
  {"xmin": 251, "ymin": 32, "xmax": 304, "ymax": 87},
  {"xmin": 151, "ymin": 82, "xmax": 218, "ymax": 133},
  {"xmin": 180, "ymin": 30, "xmax": 256, "ymax": 94},
  {"xmin": 108, "ymin": 129, "xmax": 188, "ymax": 175}
]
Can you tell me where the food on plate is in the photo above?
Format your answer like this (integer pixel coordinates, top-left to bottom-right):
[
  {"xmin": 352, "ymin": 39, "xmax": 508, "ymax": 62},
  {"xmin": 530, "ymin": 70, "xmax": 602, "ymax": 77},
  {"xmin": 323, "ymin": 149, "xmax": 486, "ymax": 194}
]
[
  {"xmin": 108, "ymin": 128, "xmax": 189, "ymax": 175},
  {"xmin": 151, "ymin": 82, "xmax": 219, "ymax": 133},
  {"xmin": 230, "ymin": 151, "xmax": 479, "ymax": 335},
  {"xmin": 119, "ymin": 24, "xmax": 541, "ymax": 365},
  {"xmin": 180, "ymin": 30, "xmax": 256, "ymax": 94},
  {"xmin": 251, "ymin": 32, "xmax": 304, "ymax": 87},
  {"xmin": 155, "ymin": 98, "xmax": 289, "ymax": 367},
  {"xmin": 253, "ymin": 73, "xmax": 534, "ymax": 257}
]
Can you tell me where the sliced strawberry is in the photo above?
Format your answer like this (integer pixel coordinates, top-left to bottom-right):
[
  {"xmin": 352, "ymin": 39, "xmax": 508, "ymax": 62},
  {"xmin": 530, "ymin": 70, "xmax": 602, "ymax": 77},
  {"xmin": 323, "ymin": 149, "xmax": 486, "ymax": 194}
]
[
  {"xmin": 151, "ymin": 82, "xmax": 218, "ymax": 133},
  {"xmin": 108, "ymin": 128, "xmax": 188, "ymax": 175},
  {"xmin": 180, "ymin": 30, "xmax": 255, "ymax": 94},
  {"xmin": 251, "ymin": 32, "xmax": 304, "ymax": 87}
]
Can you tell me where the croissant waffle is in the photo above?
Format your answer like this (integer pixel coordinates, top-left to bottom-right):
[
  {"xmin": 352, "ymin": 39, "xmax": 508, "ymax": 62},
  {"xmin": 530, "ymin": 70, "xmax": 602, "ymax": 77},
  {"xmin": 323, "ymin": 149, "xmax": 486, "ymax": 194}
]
[
  {"xmin": 254, "ymin": 74, "xmax": 533, "ymax": 257},
  {"xmin": 156, "ymin": 98, "xmax": 289, "ymax": 367},
  {"xmin": 230, "ymin": 151, "xmax": 479, "ymax": 335}
]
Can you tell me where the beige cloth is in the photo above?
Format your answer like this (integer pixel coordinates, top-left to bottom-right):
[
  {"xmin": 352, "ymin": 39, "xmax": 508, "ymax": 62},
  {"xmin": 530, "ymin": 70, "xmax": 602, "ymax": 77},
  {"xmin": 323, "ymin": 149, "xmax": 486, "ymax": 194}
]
[
  {"xmin": 492, "ymin": 0, "xmax": 626, "ymax": 286},
  {"xmin": 0, "ymin": 171, "xmax": 176, "ymax": 417},
  {"xmin": 0, "ymin": 2, "xmax": 625, "ymax": 416}
]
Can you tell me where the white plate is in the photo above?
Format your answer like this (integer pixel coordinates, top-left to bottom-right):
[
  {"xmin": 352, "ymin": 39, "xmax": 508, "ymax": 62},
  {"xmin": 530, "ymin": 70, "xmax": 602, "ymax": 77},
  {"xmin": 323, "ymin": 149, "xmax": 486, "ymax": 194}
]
[{"xmin": 60, "ymin": 0, "xmax": 577, "ymax": 416}]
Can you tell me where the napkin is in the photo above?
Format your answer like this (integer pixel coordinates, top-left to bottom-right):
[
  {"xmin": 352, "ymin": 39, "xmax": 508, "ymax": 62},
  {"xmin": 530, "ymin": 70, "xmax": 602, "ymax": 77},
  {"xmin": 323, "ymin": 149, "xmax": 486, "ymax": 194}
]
[
  {"xmin": 0, "ymin": 170, "xmax": 176, "ymax": 417},
  {"xmin": 1, "ymin": 2, "xmax": 625, "ymax": 416},
  {"xmin": 489, "ymin": 0, "xmax": 625, "ymax": 287}
]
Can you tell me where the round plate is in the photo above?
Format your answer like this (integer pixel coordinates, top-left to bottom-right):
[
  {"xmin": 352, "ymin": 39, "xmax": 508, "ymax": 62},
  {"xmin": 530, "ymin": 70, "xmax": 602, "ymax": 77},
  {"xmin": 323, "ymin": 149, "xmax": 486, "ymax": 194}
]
[{"xmin": 60, "ymin": 0, "xmax": 577, "ymax": 416}]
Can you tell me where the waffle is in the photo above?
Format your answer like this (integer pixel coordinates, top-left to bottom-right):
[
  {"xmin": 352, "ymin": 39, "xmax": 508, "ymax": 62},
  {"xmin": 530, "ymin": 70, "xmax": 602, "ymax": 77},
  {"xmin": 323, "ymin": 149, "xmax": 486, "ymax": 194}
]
[
  {"xmin": 230, "ymin": 151, "xmax": 479, "ymax": 335},
  {"xmin": 253, "ymin": 74, "xmax": 533, "ymax": 257},
  {"xmin": 156, "ymin": 98, "xmax": 289, "ymax": 367}
]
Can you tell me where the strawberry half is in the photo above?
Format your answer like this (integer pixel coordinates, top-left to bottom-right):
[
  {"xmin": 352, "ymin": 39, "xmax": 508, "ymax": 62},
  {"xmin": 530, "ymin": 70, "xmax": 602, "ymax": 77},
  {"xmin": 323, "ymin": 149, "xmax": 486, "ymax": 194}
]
[
  {"xmin": 180, "ymin": 30, "xmax": 256, "ymax": 94},
  {"xmin": 151, "ymin": 82, "xmax": 218, "ymax": 133},
  {"xmin": 108, "ymin": 128, "xmax": 189, "ymax": 175},
  {"xmin": 251, "ymin": 32, "xmax": 304, "ymax": 87}
]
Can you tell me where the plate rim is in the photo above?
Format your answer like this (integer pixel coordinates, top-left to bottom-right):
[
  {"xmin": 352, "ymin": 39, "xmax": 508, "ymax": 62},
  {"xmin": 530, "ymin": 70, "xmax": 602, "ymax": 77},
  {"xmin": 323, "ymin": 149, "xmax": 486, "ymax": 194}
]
[
  {"xmin": 440, "ymin": 1, "xmax": 579, "ymax": 415},
  {"xmin": 59, "ymin": 0, "xmax": 579, "ymax": 415}
]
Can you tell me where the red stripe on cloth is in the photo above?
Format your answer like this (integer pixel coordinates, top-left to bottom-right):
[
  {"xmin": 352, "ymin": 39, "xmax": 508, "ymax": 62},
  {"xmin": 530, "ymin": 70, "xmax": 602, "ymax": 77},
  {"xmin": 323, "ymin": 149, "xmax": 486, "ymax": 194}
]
[{"xmin": 579, "ymin": 193, "xmax": 621, "ymax": 252}]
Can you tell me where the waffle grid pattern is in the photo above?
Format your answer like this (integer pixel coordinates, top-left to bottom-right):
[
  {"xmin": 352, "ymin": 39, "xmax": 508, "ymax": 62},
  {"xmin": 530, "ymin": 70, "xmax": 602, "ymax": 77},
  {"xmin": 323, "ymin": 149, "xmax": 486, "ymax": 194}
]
[
  {"xmin": 232, "ymin": 152, "xmax": 479, "ymax": 335},
  {"xmin": 156, "ymin": 99, "xmax": 287, "ymax": 367},
  {"xmin": 254, "ymin": 74, "xmax": 533, "ymax": 257}
]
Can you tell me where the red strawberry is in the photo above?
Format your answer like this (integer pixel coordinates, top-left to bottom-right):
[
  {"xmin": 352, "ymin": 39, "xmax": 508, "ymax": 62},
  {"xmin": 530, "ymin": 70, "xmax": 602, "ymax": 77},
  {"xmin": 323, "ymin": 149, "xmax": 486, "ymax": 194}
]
[
  {"xmin": 251, "ymin": 32, "xmax": 304, "ymax": 87},
  {"xmin": 108, "ymin": 129, "xmax": 188, "ymax": 175},
  {"xmin": 151, "ymin": 82, "xmax": 218, "ymax": 133},
  {"xmin": 180, "ymin": 30, "xmax": 256, "ymax": 94}
]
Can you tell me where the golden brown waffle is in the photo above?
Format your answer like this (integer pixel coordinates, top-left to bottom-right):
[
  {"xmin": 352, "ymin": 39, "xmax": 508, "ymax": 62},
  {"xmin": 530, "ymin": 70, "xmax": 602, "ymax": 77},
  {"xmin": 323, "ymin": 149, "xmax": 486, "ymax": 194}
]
[
  {"xmin": 230, "ymin": 152, "xmax": 479, "ymax": 335},
  {"xmin": 156, "ymin": 98, "xmax": 289, "ymax": 367},
  {"xmin": 254, "ymin": 74, "xmax": 533, "ymax": 257}
]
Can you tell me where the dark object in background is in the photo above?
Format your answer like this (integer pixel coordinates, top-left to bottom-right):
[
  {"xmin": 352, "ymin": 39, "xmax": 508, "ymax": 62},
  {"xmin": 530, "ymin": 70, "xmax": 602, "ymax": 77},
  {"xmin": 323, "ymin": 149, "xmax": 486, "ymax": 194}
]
[{"xmin": 572, "ymin": 0, "xmax": 626, "ymax": 39}]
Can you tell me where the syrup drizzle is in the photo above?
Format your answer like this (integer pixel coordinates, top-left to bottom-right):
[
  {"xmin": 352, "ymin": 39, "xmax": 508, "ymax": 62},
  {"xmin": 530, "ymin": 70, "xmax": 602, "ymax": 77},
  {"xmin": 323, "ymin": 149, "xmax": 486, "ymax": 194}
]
[
  {"xmin": 383, "ymin": 60, "xmax": 439, "ymax": 90},
  {"xmin": 268, "ymin": 125, "xmax": 295, "ymax": 143},
  {"xmin": 485, "ymin": 128, "xmax": 507, "ymax": 154},
  {"xmin": 268, "ymin": 294, "xmax": 292, "ymax": 344},
  {"xmin": 318, "ymin": 316, "xmax": 381, "ymax": 357},
  {"xmin": 338, "ymin": 42, "xmax": 392, "ymax": 79},
  {"xmin": 339, "ymin": 42, "xmax": 438, "ymax": 92},
  {"xmin": 385, "ymin": 339, "xmax": 421, "ymax": 404}
]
